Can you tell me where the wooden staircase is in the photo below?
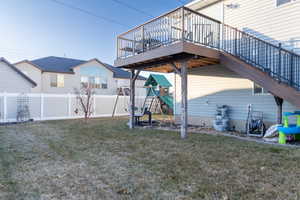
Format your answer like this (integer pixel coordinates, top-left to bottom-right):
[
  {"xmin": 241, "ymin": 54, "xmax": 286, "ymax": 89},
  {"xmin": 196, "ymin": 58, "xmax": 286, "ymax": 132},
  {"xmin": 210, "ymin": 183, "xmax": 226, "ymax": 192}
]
[{"xmin": 219, "ymin": 24, "xmax": 300, "ymax": 107}]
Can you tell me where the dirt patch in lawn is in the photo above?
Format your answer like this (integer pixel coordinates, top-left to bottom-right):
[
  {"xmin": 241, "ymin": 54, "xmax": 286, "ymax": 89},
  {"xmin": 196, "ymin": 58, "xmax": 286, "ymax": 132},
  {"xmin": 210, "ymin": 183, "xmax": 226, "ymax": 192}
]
[{"xmin": 1, "ymin": 118, "xmax": 300, "ymax": 199}]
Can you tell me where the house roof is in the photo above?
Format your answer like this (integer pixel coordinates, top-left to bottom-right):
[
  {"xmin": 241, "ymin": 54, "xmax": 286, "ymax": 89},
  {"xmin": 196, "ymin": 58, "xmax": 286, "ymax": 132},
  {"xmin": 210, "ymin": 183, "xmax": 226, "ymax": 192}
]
[
  {"xmin": 0, "ymin": 57, "xmax": 37, "ymax": 87},
  {"xmin": 144, "ymin": 74, "xmax": 172, "ymax": 87},
  {"xmin": 31, "ymin": 56, "xmax": 84, "ymax": 74},
  {"xmin": 18, "ymin": 56, "xmax": 146, "ymax": 80}
]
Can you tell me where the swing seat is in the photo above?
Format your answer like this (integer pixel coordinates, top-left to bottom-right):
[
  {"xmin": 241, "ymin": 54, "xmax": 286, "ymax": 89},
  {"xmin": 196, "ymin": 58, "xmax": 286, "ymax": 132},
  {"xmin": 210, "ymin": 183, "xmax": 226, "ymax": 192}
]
[{"xmin": 134, "ymin": 109, "xmax": 152, "ymax": 126}]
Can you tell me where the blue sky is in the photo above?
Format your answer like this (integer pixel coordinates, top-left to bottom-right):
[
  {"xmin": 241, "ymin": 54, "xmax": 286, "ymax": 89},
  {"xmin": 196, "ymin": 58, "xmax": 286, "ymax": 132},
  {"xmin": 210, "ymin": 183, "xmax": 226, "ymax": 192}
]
[{"xmin": 0, "ymin": 0, "xmax": 191, "ymax": 64}]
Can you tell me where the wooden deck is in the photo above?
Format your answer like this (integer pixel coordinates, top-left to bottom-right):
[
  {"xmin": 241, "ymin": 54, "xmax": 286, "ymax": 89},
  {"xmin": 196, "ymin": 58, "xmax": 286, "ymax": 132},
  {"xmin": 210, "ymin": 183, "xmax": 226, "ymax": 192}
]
[
  {"xmin": 114, "ymin": 41, "xmax": 220, "ymax": 73},
  {"xmin": 115, "ymin": 6, "xmax": 300, "ymax": 137}
]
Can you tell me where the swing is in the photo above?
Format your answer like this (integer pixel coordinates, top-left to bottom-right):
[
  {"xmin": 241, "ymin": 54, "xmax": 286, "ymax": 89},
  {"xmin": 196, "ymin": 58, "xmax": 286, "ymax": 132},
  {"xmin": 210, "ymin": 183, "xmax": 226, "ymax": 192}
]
[{"xmin": 112, "ymin": 86, "xmax": 147, "ymax": 117}]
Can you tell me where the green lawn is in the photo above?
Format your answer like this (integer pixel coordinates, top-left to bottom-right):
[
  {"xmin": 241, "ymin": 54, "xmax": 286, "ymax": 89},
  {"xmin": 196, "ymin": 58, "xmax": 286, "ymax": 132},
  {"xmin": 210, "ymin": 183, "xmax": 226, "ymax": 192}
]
[{"xmin": 1, "ymin": 118, "xmax": 300, "ymax": 200}]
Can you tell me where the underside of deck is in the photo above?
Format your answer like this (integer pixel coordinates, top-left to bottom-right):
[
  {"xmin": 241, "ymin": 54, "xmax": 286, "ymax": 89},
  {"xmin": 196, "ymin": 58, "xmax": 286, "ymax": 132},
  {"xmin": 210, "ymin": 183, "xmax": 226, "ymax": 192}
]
[{"xmin": 114, "ymin": 41, "xmax": 220, "ymax": 73}]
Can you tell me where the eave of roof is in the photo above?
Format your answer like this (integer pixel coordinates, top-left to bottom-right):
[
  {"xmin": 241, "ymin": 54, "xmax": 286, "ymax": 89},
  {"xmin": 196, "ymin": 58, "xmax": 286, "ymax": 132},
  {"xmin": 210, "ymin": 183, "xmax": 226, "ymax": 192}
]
[
  {"xmin": 1, "ymin": 58, "xmax": 37, "ymax": 87},
  {"xmin": 186, "ymin": 0, "xmax": 222, "ymax": 10}
]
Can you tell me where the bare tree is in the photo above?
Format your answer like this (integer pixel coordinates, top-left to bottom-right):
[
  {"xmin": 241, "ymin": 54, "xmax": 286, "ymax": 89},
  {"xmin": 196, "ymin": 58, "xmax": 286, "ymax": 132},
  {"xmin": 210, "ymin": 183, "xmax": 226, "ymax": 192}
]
[{"xmin": 74, "ymin": 84, "xmax": 95, "ymax": 122}]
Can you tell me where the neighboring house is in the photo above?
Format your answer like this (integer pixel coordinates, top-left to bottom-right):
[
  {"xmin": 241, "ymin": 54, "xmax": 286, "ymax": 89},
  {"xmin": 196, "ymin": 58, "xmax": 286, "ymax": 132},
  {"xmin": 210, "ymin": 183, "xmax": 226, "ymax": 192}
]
[
  {"xmin": 14, "ymin": 56, "xmax": 146, "ymax": 94},
  {"xmin": 114, "ymin": 0, "xmax": 300, "ymax": 133},
  {"xmin": 0, "ymin": 57, "xmax": 36, "ymax": 93}
]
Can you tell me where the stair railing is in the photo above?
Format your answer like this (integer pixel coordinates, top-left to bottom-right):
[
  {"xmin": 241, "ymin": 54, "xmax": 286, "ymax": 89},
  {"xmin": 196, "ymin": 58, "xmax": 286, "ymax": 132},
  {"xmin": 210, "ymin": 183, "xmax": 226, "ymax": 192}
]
[{"xmin": 222, "ymin": 24, "xmax": 300, "ymax": 90}]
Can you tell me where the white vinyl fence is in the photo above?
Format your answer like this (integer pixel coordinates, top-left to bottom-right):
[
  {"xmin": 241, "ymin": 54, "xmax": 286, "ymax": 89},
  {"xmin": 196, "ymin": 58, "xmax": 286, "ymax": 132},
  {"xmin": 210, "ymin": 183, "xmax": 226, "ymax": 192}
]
[{"xmin": 0, "ymin": 93, "xmax": 145, "ymax": 123}]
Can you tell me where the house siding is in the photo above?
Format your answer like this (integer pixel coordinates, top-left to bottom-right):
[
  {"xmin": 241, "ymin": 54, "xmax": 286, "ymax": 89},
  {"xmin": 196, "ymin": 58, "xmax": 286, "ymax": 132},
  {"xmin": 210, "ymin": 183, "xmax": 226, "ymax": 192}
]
[
  {"xmin": 174, "ymin": 65, "xmax": 299, "ymax": 131},
  {"xmin": 0, "ymin": 61, "xmax": 32, "ymax": 93},
  {"xmin": 15, "ymin": 62, "xmax": 42, "ymax": 93},
  {"xmin": 196, "ymin": 1, "xmax": 223, "ymax": 21},
  {"xmin": 192, "ymin": 0, "xmax": 300, "ymax": 53}
]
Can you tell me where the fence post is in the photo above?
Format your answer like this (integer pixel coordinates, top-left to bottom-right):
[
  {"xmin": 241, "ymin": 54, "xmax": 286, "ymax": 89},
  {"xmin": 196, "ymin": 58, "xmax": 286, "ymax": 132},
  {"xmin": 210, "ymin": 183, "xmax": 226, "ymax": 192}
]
[
  {"xmin": 3, "ymin": 92, "xmax": 7, "ymax": 123},
  {"xmin": 218, "ymin": 23, "xmax": 221, "ymax": 49},
  {"xmin": 278, "ymin": 43, "xmax": 282, "ymax": 82},
  {"xmin": 68, "ymin": 93, "xmax": 72, "ymax": 118},
  {"xmin": 40, "ymin": 93, "xmax": 44, "ymax": 120},
  {"xmin": 234, "ymin": 28, "xmax": 238, "ymax": 55},
  {"xmin": 142, "ymin": 26, "xmax": 145, "ymax": 52},
  {"xmin": 93, "ymin": 95, "xmax": 96, "ymax": 117},
  {"xmin": 289, "ymin": 53, "xmax": 294, "ymax": 86}
]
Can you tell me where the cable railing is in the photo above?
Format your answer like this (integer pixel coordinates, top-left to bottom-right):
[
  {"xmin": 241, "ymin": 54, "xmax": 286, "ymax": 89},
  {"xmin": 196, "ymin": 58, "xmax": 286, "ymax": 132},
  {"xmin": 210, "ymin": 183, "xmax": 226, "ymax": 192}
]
[{"xmin": 116, "ymin": 6, "xmax": 300, "ymax": 91}]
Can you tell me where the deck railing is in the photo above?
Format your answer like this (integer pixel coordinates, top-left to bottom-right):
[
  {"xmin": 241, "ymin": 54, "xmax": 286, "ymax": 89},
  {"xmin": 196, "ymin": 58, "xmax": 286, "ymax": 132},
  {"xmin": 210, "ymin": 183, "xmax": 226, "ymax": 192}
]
[
  {"xmin": 117, "ymin": 7, "xmax": 300, "ymax": 91},
  {"xmin": 223, "ymin": 24, "xmax": 300, "ymax": 90},
  {"xmin": 117, "ymin": 7, "xmax": 220, "ymax": 59}
]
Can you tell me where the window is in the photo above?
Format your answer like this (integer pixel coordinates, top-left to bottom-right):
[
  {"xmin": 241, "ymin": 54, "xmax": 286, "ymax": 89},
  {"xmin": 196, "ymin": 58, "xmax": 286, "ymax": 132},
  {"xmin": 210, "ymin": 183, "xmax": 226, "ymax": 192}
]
[
  {"xmin": 95, "ymin": 77, "xmax": 101, "ymax": 89},
  {"xmin": 80, "ymin": 66, "xmax": 108, "ymax": 89},
  {"xmin": 253, "ymin": 82, "xmax": 269, "ymax": 95},
  {"xmin": 81, "ymin": 76, "xmax": 89, "ymax": 87},
  {"xmin": 81, "ymin": 76, "xmax": 106, "ymax": 89},
  {"xmin": 50, "ymin": 74, "xmax": 64, "ymax": 88},
  {"xmin": 101, "ymin": 78, "xmax": 108, "ymax": 89},
  {"xmin": 88, "ymin": 77, "xmax": 96, "ymax": 88},
  {"xmin": 276, "ymin": 0, "xmax": 295, "ymax": 6}
]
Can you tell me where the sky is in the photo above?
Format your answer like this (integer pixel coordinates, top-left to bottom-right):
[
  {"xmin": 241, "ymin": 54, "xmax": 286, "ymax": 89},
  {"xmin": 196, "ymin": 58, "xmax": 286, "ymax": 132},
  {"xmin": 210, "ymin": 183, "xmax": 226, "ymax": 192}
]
[
  {"xmin": 0, "ymin": 0, "xmax": 193, "ymax": 83},
  {"xmin": 0, "ymin": 0, "xmax": 192, "ymax": 64}
]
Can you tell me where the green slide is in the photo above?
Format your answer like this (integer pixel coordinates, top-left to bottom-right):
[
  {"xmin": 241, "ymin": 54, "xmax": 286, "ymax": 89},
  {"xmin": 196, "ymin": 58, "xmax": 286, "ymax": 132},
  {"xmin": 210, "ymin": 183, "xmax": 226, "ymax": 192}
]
[{"xmin": 159, "ymin": 95, "xmax": 174, "ymax": 110}]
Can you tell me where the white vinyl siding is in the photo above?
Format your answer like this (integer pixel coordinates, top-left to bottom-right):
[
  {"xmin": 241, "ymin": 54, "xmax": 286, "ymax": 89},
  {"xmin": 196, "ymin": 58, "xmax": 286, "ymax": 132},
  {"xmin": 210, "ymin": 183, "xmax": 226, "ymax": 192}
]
[
  {"xmin": 14, "ymin": 62, "xmax": 42, "ymax": 93},
  {"xmin": 174, "ymin": 65, "xmax": 298, "ymax": 128},
  {"xmin": 193, "ymin": 0, "xmax": 300, "ymax": 54},
  {"xmin": 0, "ymin": 61, "xmax": 32, "ymax": 93},
  {"xmin": 195, "ymin": 2, "xmax": 223, "ymax": 21}
]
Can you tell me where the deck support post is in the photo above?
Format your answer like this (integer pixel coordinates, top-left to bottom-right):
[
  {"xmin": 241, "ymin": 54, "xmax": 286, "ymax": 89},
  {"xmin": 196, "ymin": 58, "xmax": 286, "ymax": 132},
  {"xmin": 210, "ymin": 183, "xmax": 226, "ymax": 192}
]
[
  {"xmin": 180, "ymin": 60, "xmax": 188, "ymax": 139},
  {"xmin": 129, "ymin": 69, "xmax": 141, "ymax": 129},
  {"xmin": 274, "ymin": 95, "xmax": 284, "ymax": 124},
  {"xmin": 170, "ymin": 62, "xmax": 181, "ymax": 75}
]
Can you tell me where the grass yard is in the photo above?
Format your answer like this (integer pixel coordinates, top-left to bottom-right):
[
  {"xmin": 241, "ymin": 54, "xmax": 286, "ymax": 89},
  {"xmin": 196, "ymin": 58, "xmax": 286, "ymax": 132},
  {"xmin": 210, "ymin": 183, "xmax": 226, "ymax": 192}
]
[{"xmin": 1, "ymin": 117, "xmax": 300, "ymax": 200}]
